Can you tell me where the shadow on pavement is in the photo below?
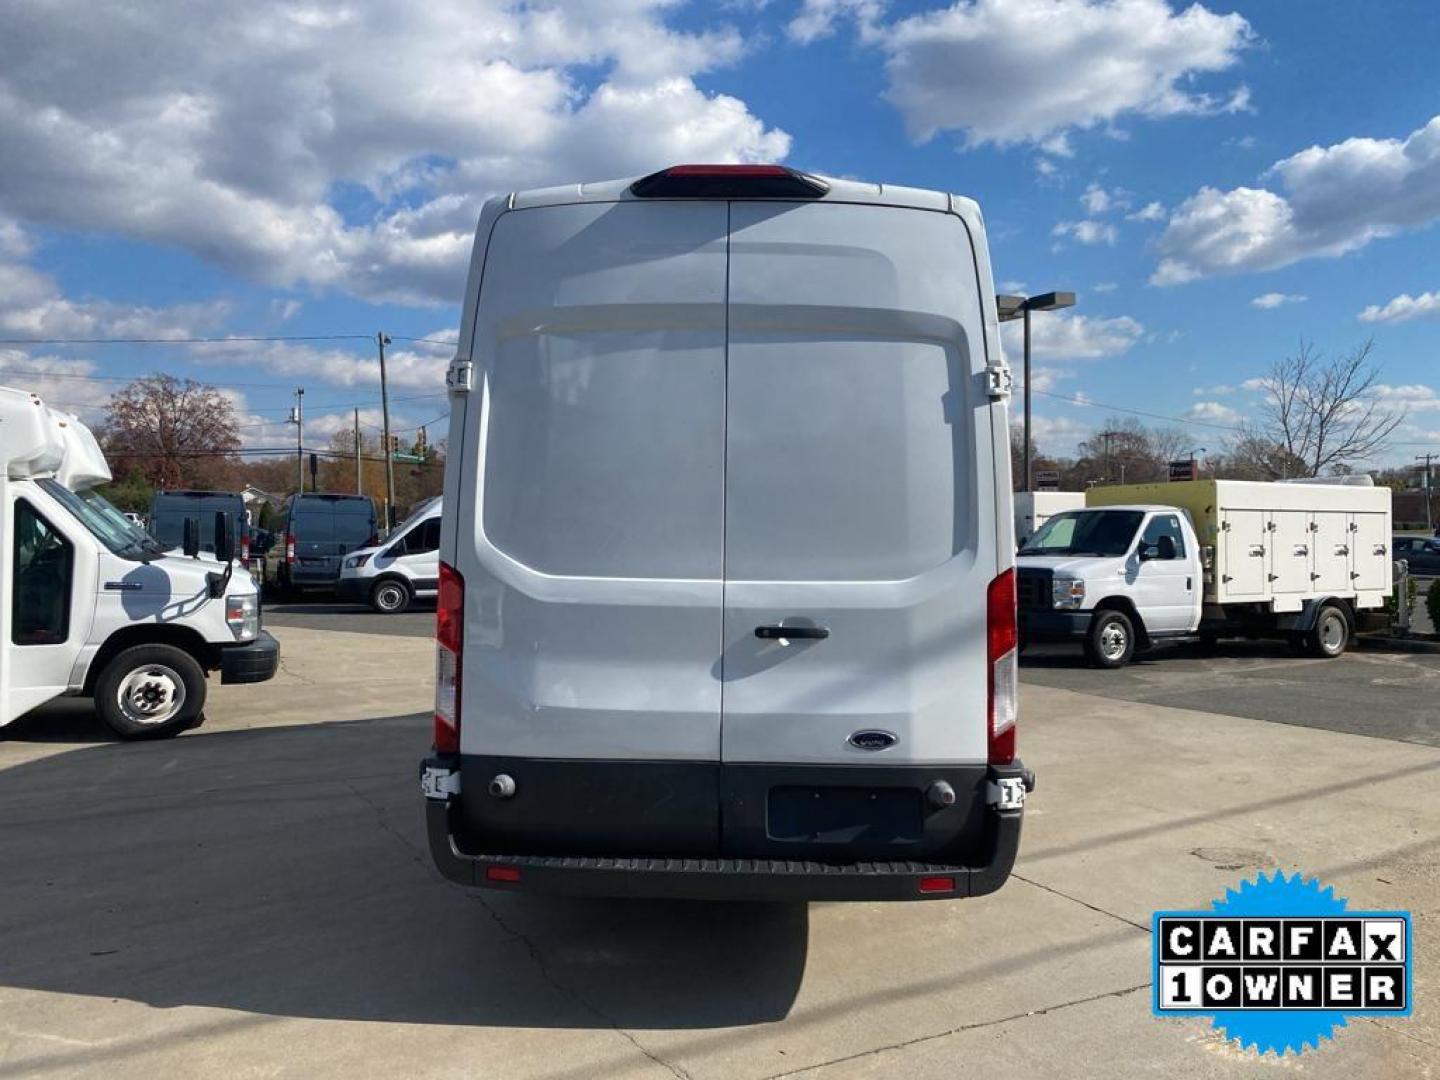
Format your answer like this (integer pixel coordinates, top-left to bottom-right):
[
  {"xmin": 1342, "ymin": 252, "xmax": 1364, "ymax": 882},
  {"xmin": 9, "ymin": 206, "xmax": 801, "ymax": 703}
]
[{"xmin": 0, "ymin": 714, "xmax": 808, "ymax": 1029}]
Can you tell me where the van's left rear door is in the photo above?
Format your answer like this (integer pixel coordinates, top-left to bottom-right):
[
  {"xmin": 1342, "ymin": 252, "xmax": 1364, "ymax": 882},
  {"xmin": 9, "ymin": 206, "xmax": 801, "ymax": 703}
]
[{"xmin": 453, "ymin": 200, "xmax": 728, "ymax": 856}]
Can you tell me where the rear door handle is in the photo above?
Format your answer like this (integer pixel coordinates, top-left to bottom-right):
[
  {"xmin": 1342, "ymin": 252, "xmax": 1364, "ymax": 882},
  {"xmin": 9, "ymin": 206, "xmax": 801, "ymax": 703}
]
[{"xmin": 756, "ymin": 624, "xmax": 829, "ymax": 644}]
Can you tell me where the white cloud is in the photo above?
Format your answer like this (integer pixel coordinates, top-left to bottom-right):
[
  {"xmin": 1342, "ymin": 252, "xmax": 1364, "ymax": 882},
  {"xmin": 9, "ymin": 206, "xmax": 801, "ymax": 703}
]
[
  {"xmin": 1001, "ymin": 311, "xmax": 1144, "ymax": 360},
  {"xmin": 1092, "ymin": 282, "xmax": 1118, "ymax": 293},
  {"xmin": 999, "ymin": 279, "xmax": 1027, "ymax": 294},
  {"xmin": 0, "ymin": 349, "xmax": 113, "ymax": 417},
  {"xmin": 1031, "ymin": 413, "xmax": 1093, "ymax": 456},
  {"xmin": 1127, "ymin": 201, "xmax": 1165, "ymax": 222},
  {"xmin": 1153, "ymin": 114, "xmax": 1440, "ymax": 284},
  {"xmin": 1052, "ymin": 219, "xmax": 1118, "ymax": 246},
  {"xmin": 874, "ymin": 0, "xmax": 1252, "ymax": 146},
  {"xmin": 1240, "ymin": 376, "xmax": 1268, "ymax": 391},
  {"xmin": 1186, "ymin": 400, "xmax": 1241, "ymax": 425},
  {"xmin": 0, "ymin": 221, "xmax": 228, "ymax": 340},
  {"xmin": 1080, "ymin": 183, "xmax": 1110, "ymax": 215},
  {"xmin": 787, "ymin": 0, "xmax": 883, "ymax": 43},
  {"xmin": 0, "ymin": 2, "xmax": 789, "ymax": 306},
  {"xmin": 1251, "ymin": 292, "xmax": 1307, "ymax": 309},
  {"xmin": 1192, "ymin": 383, "xmax": 1236, "ymax": 396},
  {"xmin": 1370, "ymin": 384, "xmax": 1440, "ymax": 411},
  {"xmin": 1358, "ymin": 290, "xmax": 1440, "ymax": 324}
]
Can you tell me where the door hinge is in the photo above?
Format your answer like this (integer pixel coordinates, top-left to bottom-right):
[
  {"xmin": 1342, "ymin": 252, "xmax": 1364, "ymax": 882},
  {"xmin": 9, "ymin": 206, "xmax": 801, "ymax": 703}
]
[
  {"xmin": 446, "ymin": 355, "xmax": 474, "ymax": 393},
  {"xmin": 421, "ymin": 765, "xmax": 461, "ymax": 801},
  {"xmin": 985, "ymin": 366, "xmax": 1013, "ymax": 399}
]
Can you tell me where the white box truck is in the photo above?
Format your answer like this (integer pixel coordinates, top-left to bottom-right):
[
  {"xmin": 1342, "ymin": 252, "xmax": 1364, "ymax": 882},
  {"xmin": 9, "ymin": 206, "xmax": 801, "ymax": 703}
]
[
  {"xmin": 421, "ymin": 164, "xmax": 1031, "ymax": 901},
  {"xmin": 1016, "ymin": 478, "xmax": 1392, "ymax": 667},
  {"xmin": 1, "ymin": 387, "xmax": 278, "ymax": 736}
]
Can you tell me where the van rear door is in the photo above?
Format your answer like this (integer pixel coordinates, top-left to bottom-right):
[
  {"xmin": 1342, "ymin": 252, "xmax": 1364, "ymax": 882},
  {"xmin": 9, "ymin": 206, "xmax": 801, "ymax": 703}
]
[
  {"xmin": 453, "ymin": 200, "xmax": 728, "ymax": 855},
  {"xmin": 718, "ymin": 200, "xmax": 995, "ymax": 773}
]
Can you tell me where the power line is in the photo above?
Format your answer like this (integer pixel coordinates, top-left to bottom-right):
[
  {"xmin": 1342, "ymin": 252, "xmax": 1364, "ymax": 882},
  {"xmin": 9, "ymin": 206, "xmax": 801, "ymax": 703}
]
[{"xmin": 0, "ymin": 333, "xmax": 377, "ymax": 345}]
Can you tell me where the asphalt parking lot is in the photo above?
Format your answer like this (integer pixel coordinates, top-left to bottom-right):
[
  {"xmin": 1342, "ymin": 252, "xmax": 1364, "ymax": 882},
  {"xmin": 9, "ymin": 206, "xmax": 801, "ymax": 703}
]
[{"xmin": 1, "ymin": 614, "xmax": 1436, "ymax": 1079}]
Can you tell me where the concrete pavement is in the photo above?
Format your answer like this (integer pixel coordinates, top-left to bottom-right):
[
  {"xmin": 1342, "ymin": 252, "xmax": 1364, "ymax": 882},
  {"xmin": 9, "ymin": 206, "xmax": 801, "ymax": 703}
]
[{"xmin": 0, "ymin": 624, "xmax": 1435, "ymax": 1078}]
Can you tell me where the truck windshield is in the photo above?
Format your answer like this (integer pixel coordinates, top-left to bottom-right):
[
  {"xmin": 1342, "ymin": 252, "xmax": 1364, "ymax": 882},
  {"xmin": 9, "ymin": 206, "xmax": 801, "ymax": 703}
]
[
  {"xmin": 37, "ymin": 479, "xmax": 165, "ymax": 560},
  {"xmin": 1019, "ymin": 510, "xmax": 1145, "ymax": 557}
]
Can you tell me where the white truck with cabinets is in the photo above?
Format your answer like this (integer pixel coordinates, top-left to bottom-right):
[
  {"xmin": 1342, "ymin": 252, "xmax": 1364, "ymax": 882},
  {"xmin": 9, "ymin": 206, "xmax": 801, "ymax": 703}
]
[
  {"xmin": 0, "ymin": 387, "xmax": 278, "ymax": 737},
  {"xmin": 1016, "ymin": 478, "xmax": 1392, "ymax": 667},
  {"xmin": 421, "ymin": 164, "xmax": 1031, "ymax": 901}
]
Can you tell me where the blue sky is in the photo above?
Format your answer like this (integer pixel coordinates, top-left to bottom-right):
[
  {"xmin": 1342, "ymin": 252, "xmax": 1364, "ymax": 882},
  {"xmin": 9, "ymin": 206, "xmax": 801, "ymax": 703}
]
[{"xmin": 1, "ymin": 0, "xmax": 1437, "ymax": 465}]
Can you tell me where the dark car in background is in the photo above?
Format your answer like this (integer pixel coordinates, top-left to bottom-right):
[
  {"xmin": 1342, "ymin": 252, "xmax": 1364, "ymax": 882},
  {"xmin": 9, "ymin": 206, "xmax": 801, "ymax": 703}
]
[
  {"xmin": 265, "ymin": 493, "xmax": 378, "ymax": 596},
  {"xmin": 1394, "ymin": 535, "xmax": 1440, "ymax": 575},
  {"xmin": 149, "ymin": 490, "xmax": 252, "ymax": 564}
]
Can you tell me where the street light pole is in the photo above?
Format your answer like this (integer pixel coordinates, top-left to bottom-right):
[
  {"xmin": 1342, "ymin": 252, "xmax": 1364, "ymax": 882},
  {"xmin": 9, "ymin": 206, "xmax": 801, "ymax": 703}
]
[
  {"xmin": 377, "ymin": 331, "xmax": 396, "ymax": 532},
  {"xmin": 293, "ymin": 387, "xmax": 304, "ymax": 494},
  {"xmin": 998, "ymin": 291, "xmax": 1075, "ymax": 492}
]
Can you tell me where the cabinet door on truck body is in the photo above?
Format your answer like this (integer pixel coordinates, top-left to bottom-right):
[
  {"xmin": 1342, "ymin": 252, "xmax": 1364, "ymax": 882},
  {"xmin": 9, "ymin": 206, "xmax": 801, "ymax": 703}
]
[
  {"xmin": 1220, "ymin": 509, "xmax": 1268, "ymax": 600},
  {"xmin": 1312, "ymin": 512, "xmax": 1351, "ymax": 593},
  {"xmin": 1351, "ymin": 513, "xmax": 1390, "ymax": 593}
]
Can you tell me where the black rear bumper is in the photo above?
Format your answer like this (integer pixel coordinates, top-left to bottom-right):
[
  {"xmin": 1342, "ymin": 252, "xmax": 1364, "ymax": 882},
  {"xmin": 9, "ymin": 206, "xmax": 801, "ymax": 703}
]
[
  {"xmin": 423, "ymin": 758, "xmax": 1030, "ymax": 901},
  {"xmin": 219, "ymin": 630, "xmax": 280, "ymax": 684}
]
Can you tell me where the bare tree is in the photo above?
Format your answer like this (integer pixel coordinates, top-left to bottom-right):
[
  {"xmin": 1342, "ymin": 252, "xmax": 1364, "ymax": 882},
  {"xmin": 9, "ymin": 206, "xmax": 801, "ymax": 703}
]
[
  {"xmin": 101, "ymin": 374, "xmax": 242, "ymax": 489},
  {"xmin": 1242, "ymin": 340, "xmax": 1404, "ymax": 477}
]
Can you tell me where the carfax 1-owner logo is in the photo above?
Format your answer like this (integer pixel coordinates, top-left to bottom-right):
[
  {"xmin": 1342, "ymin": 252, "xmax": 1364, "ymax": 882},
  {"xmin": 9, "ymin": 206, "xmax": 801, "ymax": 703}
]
[{"xmin": 1153, "ymin": 870, "xmax": 1413, "ymax": 1054}]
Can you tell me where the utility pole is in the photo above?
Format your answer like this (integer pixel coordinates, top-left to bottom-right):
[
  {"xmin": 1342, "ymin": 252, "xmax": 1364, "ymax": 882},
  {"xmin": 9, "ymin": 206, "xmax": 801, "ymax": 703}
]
[
  {"xmin": 1418, "ymin": 453, "xmax": 1436, "ymax": 532},
  {"xmin": 377, "ymin": 332, "xmax": 396, "ymax": 531},
  {"xmin": 1098, "ymin": 429, "xmax": 1122, "ymax": 484},
  {"xmin": 292, "ymin": 387, "xmax": 305, "ymax": 494},
  {"xmin": 1022, "ymin": 305, "xmax": 1032, "ymax": 492},
  {"xmin": 354, "ymin": 408, "xmax": 362, "ymax": 494}
]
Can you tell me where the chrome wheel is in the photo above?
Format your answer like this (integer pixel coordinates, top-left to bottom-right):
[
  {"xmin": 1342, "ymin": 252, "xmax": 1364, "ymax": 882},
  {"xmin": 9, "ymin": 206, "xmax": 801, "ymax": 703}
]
[
  {"xmin": 116, "ymin": 664, "xmax": 186, "ymax": 726},
  {"xmin": 1099, "ymin": 621, "xmax": 1129, "ymax": 661}
]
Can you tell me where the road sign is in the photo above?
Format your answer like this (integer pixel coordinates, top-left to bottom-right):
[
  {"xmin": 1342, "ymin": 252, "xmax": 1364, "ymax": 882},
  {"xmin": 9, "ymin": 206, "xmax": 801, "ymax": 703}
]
[
  {"xmin": 391, "ymin": 452, "xmax": 424, "ymax": 463},
  {"xmin": 1035, "ymin": 469, "xmax": 1061, "ymax": 491},
  {"xmin": 1169, "ymin": 459, "xmax": 1198, "ymax": 482}
]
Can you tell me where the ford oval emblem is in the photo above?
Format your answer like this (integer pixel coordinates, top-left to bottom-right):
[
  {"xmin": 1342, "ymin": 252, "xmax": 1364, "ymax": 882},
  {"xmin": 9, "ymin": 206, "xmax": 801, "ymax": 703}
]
[{"xmin": 848, "ymin": 729, "xmax": 898, "ymax": 751}]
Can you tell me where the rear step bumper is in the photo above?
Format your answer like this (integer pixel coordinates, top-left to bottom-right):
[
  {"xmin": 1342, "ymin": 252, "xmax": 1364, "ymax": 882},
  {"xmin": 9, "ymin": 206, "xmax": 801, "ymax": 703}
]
[{"xmin": 422, "ymin": 759, "xmax": 1030, "ymax": 902}]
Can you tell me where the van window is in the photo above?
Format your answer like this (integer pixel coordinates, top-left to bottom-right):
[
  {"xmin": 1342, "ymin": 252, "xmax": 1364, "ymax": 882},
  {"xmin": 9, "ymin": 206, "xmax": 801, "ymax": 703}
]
[
  {"xmin": 1140, "ymin": 513, "xmax": 1187, "ymax": 557},
  {"xmin": 150, "ymin": 493, "xmax": 244, "ymax": 550},
  {"xmin": 389, "ymin": 517, "xmax": 439, "ymax": 557},
  {"xmin": 13, "ymin": 499, "xmax": 73, "ymax": 645}
]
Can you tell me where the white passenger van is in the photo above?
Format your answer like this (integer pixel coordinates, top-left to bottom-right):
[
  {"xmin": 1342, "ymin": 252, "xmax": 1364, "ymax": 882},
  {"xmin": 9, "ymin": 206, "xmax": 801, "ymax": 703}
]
[
  {"xmin": 337, "ymin": 496, "xmax": 441, "ymax": 612},
  {"xmin": 422, "ymin": 165, "xmax": 1030, "ymax": 900},
  {"xmin": 1, "ymin": 388, "xmax": 277, "ymax": 738}
]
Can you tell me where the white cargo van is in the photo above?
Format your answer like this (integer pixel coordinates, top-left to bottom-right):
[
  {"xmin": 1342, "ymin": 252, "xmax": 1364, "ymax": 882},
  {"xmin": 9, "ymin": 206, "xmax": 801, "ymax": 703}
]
[
  {"xmin": 337, "ymin": 496, "xmax": 441, "ymax": 612},
  {"xmin": 0, "ymin": 387, "xmax": 278, "ymax": 737},
  {"xmin": 1016, "ymin": 478, "xmax": 1392, "ymax": 666},
  {"xmin": 421, "ymin": 164, "xmax": 1031, "ymax": 901}
]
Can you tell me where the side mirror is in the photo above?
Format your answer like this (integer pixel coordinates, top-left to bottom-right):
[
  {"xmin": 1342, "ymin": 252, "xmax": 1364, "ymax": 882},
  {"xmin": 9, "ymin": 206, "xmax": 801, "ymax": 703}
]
[
  {"xmin": 214, "ymin": 511, "xmax": 235, "ymax": 563},
  {"xmin": 1157, "ymin": 535, "xmax": 1178, "ymax": 561},
  {"xmin": 1137, "ymin": 543, "xmax": 1158, "ymax": 562},
  {"xmin": 182, "ymin": 518, "xmax": 201, "ymax": 558}
]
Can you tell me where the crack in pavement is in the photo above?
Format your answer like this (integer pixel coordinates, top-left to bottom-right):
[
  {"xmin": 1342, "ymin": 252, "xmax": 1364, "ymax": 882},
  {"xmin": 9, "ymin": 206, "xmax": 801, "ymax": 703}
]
[
  {"xmin": 761, "ymin": 982, "xmax": 1152, "ymax": 1079},
  {"xmin": 1012, "ymin": 873, "xmax": 1152, "ymax": 933},
  {"xmin": 468, "ymin": 893, "xmax": 692, "ymax": 1080},
  {"xmin": 345, "ymin": 780, "xmax": 427, "ymax": 865}
]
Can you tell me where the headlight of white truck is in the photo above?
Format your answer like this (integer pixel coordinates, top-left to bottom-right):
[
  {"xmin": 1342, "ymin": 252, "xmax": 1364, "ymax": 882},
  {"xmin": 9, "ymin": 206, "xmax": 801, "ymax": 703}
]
[
  {"xmin": 1052, "ymin": 576, "xmax": 1086, "ymax": 609},
  {"xmin": 226, "ymin": 594, "xmax": 259, "ymax": 640},
  {"xmin": 345, "ymin": 553, "xmax": 372, "ymax": 570}
]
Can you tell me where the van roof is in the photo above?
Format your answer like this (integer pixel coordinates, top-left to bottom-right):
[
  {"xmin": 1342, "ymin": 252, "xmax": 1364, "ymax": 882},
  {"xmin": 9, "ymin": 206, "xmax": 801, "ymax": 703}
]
[
  {"xmin": 507, "ymin": 169, "xmax": 975, "ymax": 217},
  {"xmin": 154, "ymin": 489, "xmax": 243, "ymax": 498}
]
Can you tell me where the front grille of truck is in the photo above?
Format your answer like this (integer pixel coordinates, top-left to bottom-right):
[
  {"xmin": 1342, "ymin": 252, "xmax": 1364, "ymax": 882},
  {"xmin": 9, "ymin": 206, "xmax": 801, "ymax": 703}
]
[{"xmin": 1015, "ymin": 567, "xmax": 1053, "ymax": 611}]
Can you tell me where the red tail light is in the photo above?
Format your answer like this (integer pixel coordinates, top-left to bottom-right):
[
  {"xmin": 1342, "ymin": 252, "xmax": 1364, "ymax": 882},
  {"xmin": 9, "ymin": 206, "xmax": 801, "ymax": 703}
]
[
  {"xmin": 285, "ymin": 533, "xmax": 296, "ymax": 564},
  {"xmin": 240, "ymin": 534, "xmax": 250, "ymax": 569},
  {"xmin": 987, "ymin": 567, "xmax": 1018, "ymax": 765},
  {"xmin": 434, "ymin": 560, "xmax": 463, "ymax": 753}
]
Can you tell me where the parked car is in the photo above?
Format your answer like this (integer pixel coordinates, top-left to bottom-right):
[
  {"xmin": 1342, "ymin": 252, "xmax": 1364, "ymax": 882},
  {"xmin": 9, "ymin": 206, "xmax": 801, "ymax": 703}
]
[
  {"xmin": 420, "ymin": 164, "xmax": 1030, "ymax": 903},
  {"xmin": 337, "ymin": 497, "xmax": 441, "ymax": 612},
  {"xmin": 265, "ymin": 492, "xmax": 377, "ymax": 596},
  {"xmin": 149, "ymin": 490, "xmax": 253, "ymax": 567},
  {"xmin": 1394, "ymin": 535, "xmax": 1440, "ymax": 575}
]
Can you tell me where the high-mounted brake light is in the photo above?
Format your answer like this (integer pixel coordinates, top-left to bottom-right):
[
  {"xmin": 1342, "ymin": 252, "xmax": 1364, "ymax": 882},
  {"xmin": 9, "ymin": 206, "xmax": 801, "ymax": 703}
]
[
  {"xmin": 987, "ymin": 567, "xmax": 1018, "ymax": 765},
  {"xmin": 434, "ymin": 561, "xmax": 464, "ymax": 753},
  {"xmin": 630, "ymin": 164, "xmax": 829, "ymax": 200}
]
